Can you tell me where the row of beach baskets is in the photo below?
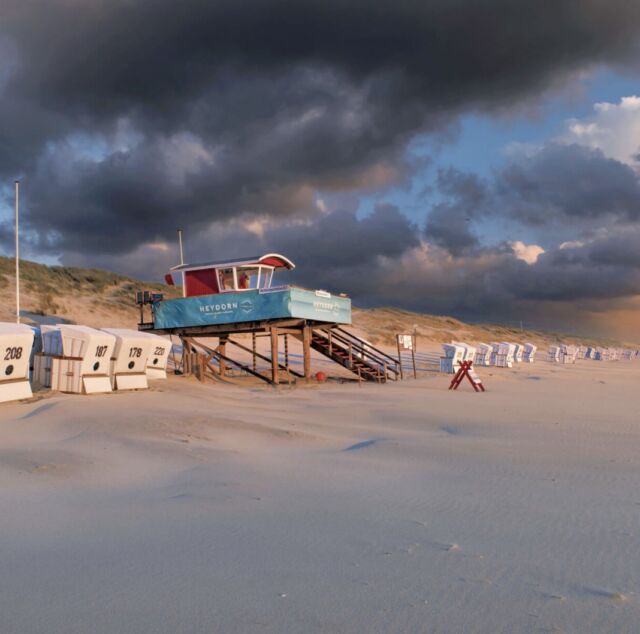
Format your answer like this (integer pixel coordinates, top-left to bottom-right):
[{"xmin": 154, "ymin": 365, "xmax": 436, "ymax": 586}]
[
  {"xmin": 0, "ymin": 322, "xmax": 172, "ymax": 404},
  {"xmin": 440, "ymin": 341, "xmax": 536, "ymax": 373}
]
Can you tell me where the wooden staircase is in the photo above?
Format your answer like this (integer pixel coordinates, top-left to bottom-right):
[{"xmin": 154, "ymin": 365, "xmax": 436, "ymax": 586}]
[{"xmin": 310, "ymin": 327, "xmax": 400, "ymax": 383}]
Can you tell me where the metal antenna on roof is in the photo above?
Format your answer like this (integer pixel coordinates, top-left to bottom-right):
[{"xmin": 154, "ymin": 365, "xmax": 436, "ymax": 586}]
[
  {"xmin": 15, "ymin": 180, "xmax": 20, "ymax": 324},
  {"xmin": 177, "ymin": 228, "xmax": 185, "ymax": 265},
  {"xmin": 177, "ymin": 228, "xmax": 186, "ymax": 297}
]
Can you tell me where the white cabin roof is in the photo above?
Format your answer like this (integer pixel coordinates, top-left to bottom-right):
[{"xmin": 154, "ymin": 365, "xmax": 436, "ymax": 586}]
[{"xmin": 170, "ymin": 253, "xmax": 295, "ymax": 273}]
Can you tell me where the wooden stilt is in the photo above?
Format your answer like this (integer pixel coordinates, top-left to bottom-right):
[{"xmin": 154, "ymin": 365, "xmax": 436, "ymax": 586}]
[
  {"xmin": 270, "ymin": 327, "xmax": 279, "ymax": 385},
  {"xmin": 179, "ymin": 337, "xmax": 188, "ymax": 375},
  {"xmin": 252, "ymin": 332, "xmax": 257, "ymax": 373},
  {"xmin": 303, "ymin": 326, "xmax": 311, "ymax": 381},
  {"xmin": 411, "ymin": 335, "xmax": 417, "ymax": 379},
  {"xmin": 396, "ymin": 336, "xmax": 404, "ymax": 381},
  {"xmin": 197, "ymin": 354, "xmax": 206, "ymax": 382},
  {"xmin": 218, "ymin": 336, "xmax": 227, "ymax": 377},
  {"xmin": 284, "ymin": 334, "xmax": 291, "ymax": 384},
  {"xmin": 225, "ymin": 338, "xmax": 304, "ymax": 378}
]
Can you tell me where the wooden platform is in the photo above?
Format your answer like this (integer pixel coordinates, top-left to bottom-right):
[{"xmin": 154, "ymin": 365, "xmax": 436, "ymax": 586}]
[{"xmin": 141, "ymin": 317, "xmax": 401, "ymax": 385}]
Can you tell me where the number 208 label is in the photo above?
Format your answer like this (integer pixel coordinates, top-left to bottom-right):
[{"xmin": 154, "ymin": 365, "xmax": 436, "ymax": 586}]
[{"xmin": 4, "ymin": 347, "xmax": 23, "ymax": 361}]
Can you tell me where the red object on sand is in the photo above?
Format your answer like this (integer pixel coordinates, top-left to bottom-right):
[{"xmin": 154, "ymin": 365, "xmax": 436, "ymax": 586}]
[
  {"xmin": 315, "ymin": 371, "xmax": 327, "ymax": 383},
  {"xmin": 449, "ymin": 360, "xmax": 485, "ymax": 392}
]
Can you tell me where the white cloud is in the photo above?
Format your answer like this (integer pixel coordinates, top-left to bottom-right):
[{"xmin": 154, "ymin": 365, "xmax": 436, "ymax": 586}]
[
  {"xmin": 559, "ymin": 240, "xmax": 585, "ymax": 250},
  {"xmin": 561, "ymin": 95, "xmax": 640, "ymax": 166},
  {"xmin": 508, "ymin": 240, "xmax": 545, "ymax": 264}
]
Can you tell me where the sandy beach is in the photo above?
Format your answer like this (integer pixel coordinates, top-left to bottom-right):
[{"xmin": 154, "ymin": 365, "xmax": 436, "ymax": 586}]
[{"xmin": 1, "ymin": 357, "xmax": 639, "ymax": 633}]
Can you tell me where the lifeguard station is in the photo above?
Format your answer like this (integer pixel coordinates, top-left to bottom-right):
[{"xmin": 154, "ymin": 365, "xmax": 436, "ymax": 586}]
[{"xmin": 137, "ymin": 253, "xmax": 400, "ymax": 384}]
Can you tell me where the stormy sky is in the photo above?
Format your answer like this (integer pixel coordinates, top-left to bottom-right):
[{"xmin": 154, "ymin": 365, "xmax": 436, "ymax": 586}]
[{"xmin": 2, "ymin": 0, "xmax": 640, "ymax": 337}]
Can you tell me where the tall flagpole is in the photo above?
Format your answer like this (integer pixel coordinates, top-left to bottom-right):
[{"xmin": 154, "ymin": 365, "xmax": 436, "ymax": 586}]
[
  {"xmin": 177, "ymin": 228, "xmax": 186, "ymax": 297},
  {"xmin": 15, "ymin": 180, "xmax": 20, "ymax": 324}
]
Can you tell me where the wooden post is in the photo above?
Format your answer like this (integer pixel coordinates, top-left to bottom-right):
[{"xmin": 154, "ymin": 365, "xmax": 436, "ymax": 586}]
[
  {"xmin": 396, "ymin": 336, "xmax": 404, "ymax": 381},
  {"xmin": 252, "ymin": 332, "xmax": 257, "ymax": 373},
  {"xmin": 218, "ymin": 337, "xmax": 227, "ymax": 377},
  {"xmin": 186, "ymin": 352, "xmax": 196, "ymax": 377},
  {"xmin": 270, "ymin": 327, "xmax": 279, "ymax": 385},
  {"xmin": 303, "ymin": 327, "xmax": 311, "ymax": 381},
  {"xmin": 197, "ymin": 354, "xmax": 206, "ymax": 382},
  {"xmin": 284, "ymin": 334, "xmax": 291, "ymax": 384},
  {"xmin": 328, "ymin": 329, "xmax": 333, "ymax": 356},
  {"xmin": 348, "ymin": 342, "xmax": 353, "ymax": 368},
  {"xmin": 180, "ymin": 338, "xmax": 188, "ymax": 375},
  {"xmin": 357, "ymin": 366, "xmax": 362, "ymax": 386},
  {"xmin": 411, "ymin": 334, "xmax": 417, "ymax": 379},
  {"xmin": 284, "ymin": 334, "xmax": 289, "ymax": 369}
]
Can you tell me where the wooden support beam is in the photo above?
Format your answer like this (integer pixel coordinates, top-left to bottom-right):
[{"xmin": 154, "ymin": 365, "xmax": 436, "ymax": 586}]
[
  {"xmin": 197, "ymin": 354, "xmax": 206, "ymax": 382},
  {"xmin": 180, "ymin": 337, "xmax": 188, "ymax": 375},
  {"xmin": 411, "ymin": 335, "xmax": 417, "ymax": 380},
  {"xmin": 270, "ymin": 327, "xmax": 279, "ymax": 385},
  {"xmin": 218, "ymin": 336, "xmax": 227, "ymax": 377},
  {"xmin": 396, "ymin": 336, "xmax": 405, "ymax": 381},
  {"xmin": 284, "ymin": 334, "xmax": 289, "ymax": 368},
  {"xmin": 225, "ymin": 338, "xmax": 304, "ymax": 378},
  {"xmin": 303, "ymin": 326, "xmax": 312, "ymax": 380},
  {"xmin": 252, "ymin": 332, "xmax": 257, "ymax": 373},
  {"xmin": 284, "ymin": 334, "xmax": 291, "ymax": 384}
]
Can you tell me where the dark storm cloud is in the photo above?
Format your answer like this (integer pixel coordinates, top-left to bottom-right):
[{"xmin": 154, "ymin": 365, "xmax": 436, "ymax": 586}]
[
  {"xmin": 264, "ymin": 203, "xmax": 422, "ymax": 294},
  {"xmin": 3, "ymin": 0, "xmax": 640, "ymax": 255},
  {"xmin": 424, "ymin": 168, "xmax": 486, "ymax": 255},
  {"xmin": 418, "ymin": 143, "xmax": 640, "ymax": 257},
  {"xmin": 496, "ymin": 144, "xmax": 640, "ymax": 226}
]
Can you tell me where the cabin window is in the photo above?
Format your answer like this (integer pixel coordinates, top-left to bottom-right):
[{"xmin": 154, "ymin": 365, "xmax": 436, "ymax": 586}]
[
  {"xmin": 218, "ymin": 268, "xmax": 235, "ymax": 291},
  {"xmin": 216, "ymin": 264, "xmax": 276, "ymax": 292},
  {"xmin": 236, "ymin": 267, "xmax": 260, "ymax": 290}
]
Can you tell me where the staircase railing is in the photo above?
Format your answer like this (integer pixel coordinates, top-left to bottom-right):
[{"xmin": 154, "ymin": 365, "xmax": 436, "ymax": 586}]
[{"xmin": 312, "ymin": 327, "xmax": 401, "ymax": 381}]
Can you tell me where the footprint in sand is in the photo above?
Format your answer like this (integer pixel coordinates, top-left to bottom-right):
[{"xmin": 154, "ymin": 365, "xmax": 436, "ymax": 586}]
[
  {"xmin": 584, "ymin": 587, "xmax": 628, "ymax": 603},
  {"xmin": 441, "ymin": 542, "xmax": 460, "ymax": 552}
]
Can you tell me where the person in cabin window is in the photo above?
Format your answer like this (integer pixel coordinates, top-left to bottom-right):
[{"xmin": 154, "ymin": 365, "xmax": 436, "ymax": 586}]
[{"xmin": 238, "ymin": 272, "xmax": 250, "ymax": 289}]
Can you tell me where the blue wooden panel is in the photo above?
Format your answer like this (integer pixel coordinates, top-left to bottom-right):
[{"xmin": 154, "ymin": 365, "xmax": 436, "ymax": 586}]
[
  {"xmin": 152, "ymin": 289, "xmax": 291, "ymax": 329},
  {"xmin": 289, "ymin": 288, "xmax": 351, "ymax": 324},
  {"xmin": 151, "ymin": 288, "xmax": 352, "ymax": 329}
]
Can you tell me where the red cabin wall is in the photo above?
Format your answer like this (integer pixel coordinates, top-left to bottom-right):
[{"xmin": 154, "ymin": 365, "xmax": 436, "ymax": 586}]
[{"xmin": 184, "ymin": 269, "xmax": 220, "ymax": 297}]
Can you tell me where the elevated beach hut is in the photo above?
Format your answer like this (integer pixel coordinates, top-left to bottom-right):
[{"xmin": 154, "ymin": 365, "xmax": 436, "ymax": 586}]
[
  {"xmin": 168, "ymin": 253, "xmax": 296, "ymax": 298},
  {"xmin": 138, "ymin": 252, "xmax": 399, "ymax": 384}
]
